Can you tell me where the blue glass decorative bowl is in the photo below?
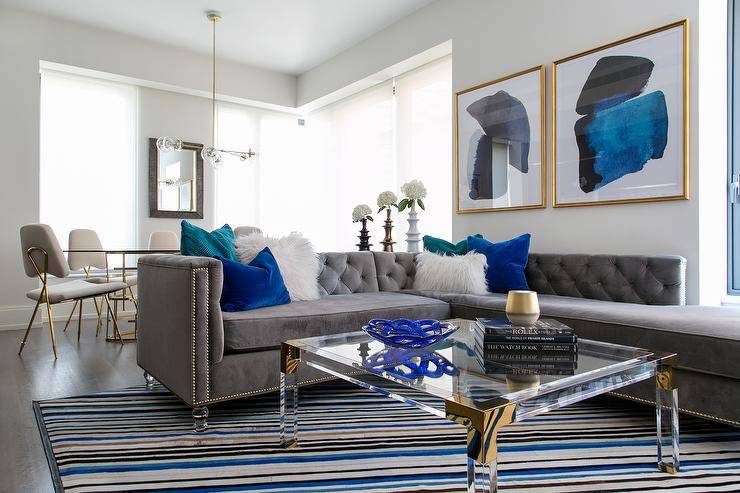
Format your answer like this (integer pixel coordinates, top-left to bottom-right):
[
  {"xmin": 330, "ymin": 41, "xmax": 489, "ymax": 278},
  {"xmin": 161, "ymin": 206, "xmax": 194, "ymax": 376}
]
[
  {"xmin": 362, "ymin": 319, "xmax": 458, "ymax": 349},
  {"xmin": 364, "ymin": 348, "xmax": 459, "ymax": 381}
]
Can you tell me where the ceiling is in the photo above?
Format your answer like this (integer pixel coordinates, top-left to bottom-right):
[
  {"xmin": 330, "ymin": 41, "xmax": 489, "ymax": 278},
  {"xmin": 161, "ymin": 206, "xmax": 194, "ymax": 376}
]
[{"xmin": 0, "ymin": 0, "xmax": 434, "ymax": 74}]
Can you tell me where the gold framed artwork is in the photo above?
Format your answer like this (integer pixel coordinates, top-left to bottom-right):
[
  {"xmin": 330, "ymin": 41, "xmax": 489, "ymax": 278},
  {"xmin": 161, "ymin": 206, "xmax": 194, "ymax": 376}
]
[
  {"xmin": 552, "ymin": 20, "xmax": 690, "ymax": 208},
  {"xmin": 455, "ymin": 65, "xmax": 546, "ymax": 214}
]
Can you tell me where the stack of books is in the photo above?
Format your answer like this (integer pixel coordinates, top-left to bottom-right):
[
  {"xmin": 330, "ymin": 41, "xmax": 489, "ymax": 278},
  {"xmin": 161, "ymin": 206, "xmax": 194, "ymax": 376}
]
[{"xmin": 473, "ymin": 317, "xmax": 578, "ymax": 375}]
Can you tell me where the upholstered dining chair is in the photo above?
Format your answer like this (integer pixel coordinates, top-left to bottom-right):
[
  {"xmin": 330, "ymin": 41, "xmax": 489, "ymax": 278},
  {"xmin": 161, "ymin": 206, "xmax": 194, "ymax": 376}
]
[
  {"xmin": 233, "ymin": 225, "xmax": 262, "ymax": 238},
  {"xmin": 18, "ymin": 224, "xmax": 127, "ymax": 358},
  {"xmin": 147, "ymin": 231, "xmax": 179, "ymax": 250},
  {"xmin": 68, "ymin": 228, "xmax": 138, "ymax": 334},
  {"xmin": 66, "ymin": 229, "xmax": 107, "ymax": 338}
]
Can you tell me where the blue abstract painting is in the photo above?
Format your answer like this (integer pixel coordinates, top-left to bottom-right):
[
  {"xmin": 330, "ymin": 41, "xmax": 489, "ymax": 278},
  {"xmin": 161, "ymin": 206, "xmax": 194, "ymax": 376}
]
[
  {"xmin": 466, "ymin": 90, "xmax": 530, "ymax": 200},
  {"xmin": 574, "ymin": 55, "xmax": 669, "ymax": 193}
]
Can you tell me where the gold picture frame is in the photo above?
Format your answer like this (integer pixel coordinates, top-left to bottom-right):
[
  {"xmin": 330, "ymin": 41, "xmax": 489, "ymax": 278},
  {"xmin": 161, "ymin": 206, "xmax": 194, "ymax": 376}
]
[
  {"xmin": 455, "ymin": 65, "xmax": 547, "ymax": 214},
  {"xmin": 551, "ymin": 19, "xmax": 690, "ymax": 208}
]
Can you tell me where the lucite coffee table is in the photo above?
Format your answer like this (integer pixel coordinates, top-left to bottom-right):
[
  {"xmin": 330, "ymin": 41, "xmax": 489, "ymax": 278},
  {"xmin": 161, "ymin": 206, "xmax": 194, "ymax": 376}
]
[{"xmin": 279, "ymin": 319, "xmax": 679, "ymax": 492}]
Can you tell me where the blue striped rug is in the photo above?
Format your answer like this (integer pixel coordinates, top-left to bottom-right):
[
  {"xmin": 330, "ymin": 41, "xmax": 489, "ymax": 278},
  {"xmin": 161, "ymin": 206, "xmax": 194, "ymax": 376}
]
[{"xmin": 35, "ymin": 381, "xmax": 740, "ymax": 492}]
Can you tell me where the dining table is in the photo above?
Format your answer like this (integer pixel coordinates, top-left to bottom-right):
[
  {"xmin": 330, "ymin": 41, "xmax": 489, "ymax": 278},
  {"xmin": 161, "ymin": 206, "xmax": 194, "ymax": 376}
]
[{"xmin": 63, "ymin": 248, "xmax": 180, "ymax": 342}]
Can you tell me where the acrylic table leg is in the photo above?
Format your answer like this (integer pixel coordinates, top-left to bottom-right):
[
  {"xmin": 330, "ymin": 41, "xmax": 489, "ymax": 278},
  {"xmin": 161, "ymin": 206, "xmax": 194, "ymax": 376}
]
[
  {"xmin": 280, "ymin": 343, "xmax": 300, "ymax": 448},
  {"xmin": 467, "ymin": 457, "xmax": 497, "ymax": 492},
  {"xmin": 656, "ymin": 361, "xmax": 680, "ymax": 473}
]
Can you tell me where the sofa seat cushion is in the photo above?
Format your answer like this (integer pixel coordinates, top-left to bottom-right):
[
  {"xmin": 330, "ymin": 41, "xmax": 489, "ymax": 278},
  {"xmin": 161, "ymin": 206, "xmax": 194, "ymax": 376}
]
[
  {"xmin": 222, "ymin": 292, "xmax": 451, "ymax": 353},
  {"xmin": 447, "ymin": 293, "xmax": 740, "ymax": 380}
]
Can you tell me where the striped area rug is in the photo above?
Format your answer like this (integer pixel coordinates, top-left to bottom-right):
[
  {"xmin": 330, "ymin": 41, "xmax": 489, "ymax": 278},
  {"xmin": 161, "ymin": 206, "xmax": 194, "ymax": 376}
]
[{"xmin": 35, "ymin": 381, "xmax": 740, "ymax": 492}]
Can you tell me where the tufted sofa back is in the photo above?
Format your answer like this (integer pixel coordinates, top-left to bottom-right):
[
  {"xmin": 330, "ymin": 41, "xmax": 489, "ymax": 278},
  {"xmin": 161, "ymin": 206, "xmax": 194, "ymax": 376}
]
[
  {"xmin": 316, "ymin": 251, "xmax": 686, "ymax": 305},
  {"xmin": 525, "ymin": 254, "xmax": 686, "ymax": 305},
  {"xmin": 317, "ymin": 252, "xmax": 416, "ymax": 295}
]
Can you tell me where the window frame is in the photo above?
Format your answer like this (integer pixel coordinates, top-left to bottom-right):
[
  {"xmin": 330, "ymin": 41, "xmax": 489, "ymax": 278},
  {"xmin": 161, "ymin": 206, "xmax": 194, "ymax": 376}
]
[{"xmin": 729, "ymin": 0, "xmax": 740, "ymax": 294}]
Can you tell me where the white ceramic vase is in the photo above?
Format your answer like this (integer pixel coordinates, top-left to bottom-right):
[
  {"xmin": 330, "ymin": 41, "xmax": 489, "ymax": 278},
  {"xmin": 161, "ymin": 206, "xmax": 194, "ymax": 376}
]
[{"xmin": 406, "ymin": 201, "xmax": 421, "ymax": 253}]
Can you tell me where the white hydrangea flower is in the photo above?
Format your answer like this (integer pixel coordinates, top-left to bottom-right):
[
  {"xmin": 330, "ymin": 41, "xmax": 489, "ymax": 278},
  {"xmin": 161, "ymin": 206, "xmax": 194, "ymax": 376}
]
[
  {"xmin": 352, "ymin": 204, "xmax": 372, "ymax": 222},
  {"xmin": 377, "ymin": 191, "xmax": 398, "ymax": 208},
  {"xmin": 401, "ymin": 179, "xmax": 427, "ymax": 200}
]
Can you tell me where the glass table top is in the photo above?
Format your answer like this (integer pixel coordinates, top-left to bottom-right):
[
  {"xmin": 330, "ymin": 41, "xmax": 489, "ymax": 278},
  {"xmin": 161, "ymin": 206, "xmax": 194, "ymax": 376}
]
[{"xmin": 287, "ymin": 319, "xmax": 675, "ymax": 417}]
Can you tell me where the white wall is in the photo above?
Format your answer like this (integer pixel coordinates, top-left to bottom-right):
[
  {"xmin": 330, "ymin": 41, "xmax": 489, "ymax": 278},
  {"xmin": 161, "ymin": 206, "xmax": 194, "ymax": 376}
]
[
  {"xmin": 137, "ymin": 88, "xmax": 215, "ymax": 245},
  {"xmin": 298, "ymin": 0, "xmax": 721, "ymax": 305},
  {"xmin": 0, "ymin": 7, "xmax": 296, "ymax": 329}
]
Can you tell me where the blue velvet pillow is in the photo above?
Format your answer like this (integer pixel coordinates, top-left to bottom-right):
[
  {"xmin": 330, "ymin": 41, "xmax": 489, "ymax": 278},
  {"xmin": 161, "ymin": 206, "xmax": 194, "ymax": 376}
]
[
  {"xmin": 467, "ymin": 234, "xmax": 531, "ymax": 293},
  {"xmin": 216, "ymin": 248, "xmax": 290, "ymax": 312},
  {"xmin": 181, "ymin": 220, "xmax": 237, "ymax": 261}
]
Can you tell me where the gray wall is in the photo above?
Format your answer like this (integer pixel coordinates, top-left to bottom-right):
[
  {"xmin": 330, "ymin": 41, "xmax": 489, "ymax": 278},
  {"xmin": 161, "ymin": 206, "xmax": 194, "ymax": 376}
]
[{"xmin": 297, "ymin": 0, "xmax": 719, "ymax": 305}]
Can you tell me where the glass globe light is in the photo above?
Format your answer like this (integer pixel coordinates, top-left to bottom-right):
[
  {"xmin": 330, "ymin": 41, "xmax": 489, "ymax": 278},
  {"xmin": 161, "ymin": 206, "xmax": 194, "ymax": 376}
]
[
  {"xmin": 156, "ymin": 136, "xmax": 183, "ymax": 152},
  {"xmin": 201, "ymin": 145, "xmax": 222, "ymax": 167}
]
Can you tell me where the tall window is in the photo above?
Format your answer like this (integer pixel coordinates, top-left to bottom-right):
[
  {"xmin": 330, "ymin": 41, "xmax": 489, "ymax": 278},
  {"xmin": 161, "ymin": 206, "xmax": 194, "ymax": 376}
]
[
  {"xmin": 731, "ymin": 0, "xmax": 740, "ymax": 294},
  {"xmin": 40, "ymin": 70, "xmax": 137, "ymax": 250},
  {"xmin": 306, "ymin": 56, "xmax": 453, "ymax": 251},
  {"xmin": 214, "ymin": 103, "xmax": 303, "ymax": 231},
  {"xmin": 213, "ymin": 56, "xmax": 452, "ymax": 252}
]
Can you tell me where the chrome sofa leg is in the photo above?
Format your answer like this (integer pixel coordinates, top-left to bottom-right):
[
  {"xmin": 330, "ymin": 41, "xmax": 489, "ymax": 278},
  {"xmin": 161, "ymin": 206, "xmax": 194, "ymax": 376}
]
[
  {"xmin": 143, "ymin": 371, "xmax": 156, "ymax": 390},
  {"xmin": 193, "ymin": 406, "xmax": 209, "ymax": 433}
]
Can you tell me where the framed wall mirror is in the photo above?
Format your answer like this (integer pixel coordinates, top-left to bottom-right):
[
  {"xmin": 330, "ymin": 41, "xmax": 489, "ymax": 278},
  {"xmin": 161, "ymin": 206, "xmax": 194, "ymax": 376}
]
[{"xmin": 148, "ymin": 137, "xmax": 204, "ymax": 218}]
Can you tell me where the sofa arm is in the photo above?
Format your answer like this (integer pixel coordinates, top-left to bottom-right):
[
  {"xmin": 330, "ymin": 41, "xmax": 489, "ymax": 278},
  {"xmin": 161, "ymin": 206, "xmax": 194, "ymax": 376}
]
[{"xmin": 137, "ymin": 254, "xmax": 224, "ymax": 406}]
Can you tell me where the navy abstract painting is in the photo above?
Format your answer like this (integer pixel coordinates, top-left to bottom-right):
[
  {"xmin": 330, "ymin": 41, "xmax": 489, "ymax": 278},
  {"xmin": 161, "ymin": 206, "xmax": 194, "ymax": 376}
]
[
  {"xmin": 456, "ymin": 65, "xmax": 544, "ymax": 212},
  {"xmin": 466, "ymin": 90, "xmax": 530, "ymax": 200},
  {"xmin": 574, "ymin": 55, "xmax": 668, "ymax": 193}
]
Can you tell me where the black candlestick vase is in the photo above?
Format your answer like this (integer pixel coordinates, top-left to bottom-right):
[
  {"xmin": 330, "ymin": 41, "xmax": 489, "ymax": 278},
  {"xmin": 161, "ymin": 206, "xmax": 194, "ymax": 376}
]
[{"xmin": 357, "ymin": 218, "xmax": 372, "ymax": 251}]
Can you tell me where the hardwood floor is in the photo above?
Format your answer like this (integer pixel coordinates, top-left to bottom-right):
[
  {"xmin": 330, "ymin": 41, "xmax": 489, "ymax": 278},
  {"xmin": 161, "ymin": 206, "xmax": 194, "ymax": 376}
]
[{"xmin": 1, "ymin": 319, "xmax": 141, "ymax": 492}]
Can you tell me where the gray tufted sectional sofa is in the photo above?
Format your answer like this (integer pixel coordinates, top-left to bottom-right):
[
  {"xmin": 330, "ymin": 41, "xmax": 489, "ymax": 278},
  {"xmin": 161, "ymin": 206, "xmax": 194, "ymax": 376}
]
[{"xmin": 137, "ymin": 251, "xmax": 740, "ymax": 428}]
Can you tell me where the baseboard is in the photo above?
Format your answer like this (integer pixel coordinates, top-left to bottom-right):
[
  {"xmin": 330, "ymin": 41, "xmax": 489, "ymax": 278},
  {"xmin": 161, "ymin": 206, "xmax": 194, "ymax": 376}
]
[{"xmin": 0, "ymin": 302, "xmax": 136, "ymax": 332}]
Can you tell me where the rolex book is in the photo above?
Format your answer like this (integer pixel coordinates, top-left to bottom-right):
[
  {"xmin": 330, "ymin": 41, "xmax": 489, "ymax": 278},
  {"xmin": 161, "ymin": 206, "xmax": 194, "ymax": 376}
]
[{"xmin": 475, "ymin": 317, "xmax": 577, "ymax": 344}]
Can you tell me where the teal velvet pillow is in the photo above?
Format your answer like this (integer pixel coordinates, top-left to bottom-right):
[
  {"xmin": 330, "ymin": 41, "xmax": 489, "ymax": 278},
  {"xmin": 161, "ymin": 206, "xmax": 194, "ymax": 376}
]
[
  {"xmin": 216, "ymin": 248, "xmax": 290, "ymax": 312},
  {"xmin": 423, "ymin": 234, "xmax": 484, "ymax": 256},
  {"xmin": 180, "ymin": 220, "xmax": 237, "ymax": 261}
]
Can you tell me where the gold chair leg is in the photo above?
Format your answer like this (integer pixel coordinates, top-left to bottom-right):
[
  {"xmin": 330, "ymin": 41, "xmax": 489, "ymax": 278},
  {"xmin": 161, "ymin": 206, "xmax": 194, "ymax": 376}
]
[
  {"xmin": 128, "ymin": 286, "xmax": 138, "ymax": 309},
  {"xmin": 93, "ymin": 298, "xmax": 103, "ymax": 337},
  {"xmin": 63, "ymin": 299, "xmax": 79, "ymax": 333},
  {"xmin": 18, "ymin": 295, "xmax": 43, "ymax": 355},
  {"xmin": 77, "ymin": 298, "xmax": 83, "ymax": 342},
  {"xmin": 104, "ymin": 295, "xmax": 124, "ymax": 346},
  {"xmin": 44, "ymin": 289, "xmax": 57, "ymax": 359}
]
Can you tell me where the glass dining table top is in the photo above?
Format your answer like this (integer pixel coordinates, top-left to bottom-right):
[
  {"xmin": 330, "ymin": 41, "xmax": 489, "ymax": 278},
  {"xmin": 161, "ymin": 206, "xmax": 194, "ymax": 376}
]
[
  {"xmin": 285, "ymin": 318, "xmax": 675, "ymax": 420},
  {"xmin": 64, "ymin": 248, "xmax": 179, "ymax": 254}
]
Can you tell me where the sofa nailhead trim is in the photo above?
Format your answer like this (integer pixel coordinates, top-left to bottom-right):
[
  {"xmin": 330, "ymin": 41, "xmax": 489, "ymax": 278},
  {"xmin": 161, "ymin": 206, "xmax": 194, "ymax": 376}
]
[
  {"xmin": 191, "ymin": 267, "xmax": 210, "ymax": 405},
  {"xmin": 610, "ymin": 391, "xmax": 740, "ymax": 427},
  {"xmin": 196, "ymin": 376, "xmax": 336, "ymax": 405}
]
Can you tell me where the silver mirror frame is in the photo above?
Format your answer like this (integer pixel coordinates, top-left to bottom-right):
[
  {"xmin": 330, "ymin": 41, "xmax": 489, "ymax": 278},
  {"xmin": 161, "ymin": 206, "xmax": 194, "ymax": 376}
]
[{"xmin": 148, "ymin": 137, "xmax": 204, "ymax": 219}]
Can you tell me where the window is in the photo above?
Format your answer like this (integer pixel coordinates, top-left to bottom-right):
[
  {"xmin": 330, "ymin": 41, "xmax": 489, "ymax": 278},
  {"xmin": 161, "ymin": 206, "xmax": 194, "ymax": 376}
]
[
  {"xmin": 731, "ymin": 0, "xmax": 740, "ymax": 294},
  {"xmin": 305, "ymin": 56, "xmax": 453, "ymax": 251},
  {"xmin": 40, "ymin": 70, "xmax": 137, "ymax": 252},
  {"xmin": 214, "ymin": 103, "xmax": 304, "ymax": 232},
  {"xmin": 213, "ymin": 56, "xmax": 452, "ymax": 252}
]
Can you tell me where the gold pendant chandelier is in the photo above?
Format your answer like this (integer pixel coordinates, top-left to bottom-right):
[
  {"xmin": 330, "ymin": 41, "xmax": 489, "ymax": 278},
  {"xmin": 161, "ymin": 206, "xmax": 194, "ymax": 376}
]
[{"xmin": 157, "ymin": 11, "xmax": 256, "ymax": 167}]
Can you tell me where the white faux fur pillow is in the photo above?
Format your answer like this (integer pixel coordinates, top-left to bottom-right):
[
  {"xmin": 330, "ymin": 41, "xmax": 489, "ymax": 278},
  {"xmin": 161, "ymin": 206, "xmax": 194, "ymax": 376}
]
[
  {"xmin": 234, "ymin": 232, "xmax": 321, "ymax": 301},
  {"xmin": 413, "ymin": 251, "xmax": 488, "ymax": 294}
]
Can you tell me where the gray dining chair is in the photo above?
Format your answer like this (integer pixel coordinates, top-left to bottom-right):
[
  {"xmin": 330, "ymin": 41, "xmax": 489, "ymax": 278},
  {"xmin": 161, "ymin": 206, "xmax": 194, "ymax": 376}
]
[
  {"xmin": 233, "ymin": 226, "xmax": 262, "ymax": 238},
  {"xmin": 19, "ymin": 224, "xmax": 128, "ymax": 358}
]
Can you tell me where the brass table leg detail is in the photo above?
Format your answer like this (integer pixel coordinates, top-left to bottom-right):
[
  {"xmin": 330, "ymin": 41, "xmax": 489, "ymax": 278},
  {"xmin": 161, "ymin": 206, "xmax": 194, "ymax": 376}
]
[
  {"xmin": 656, "ymin": 359, "xmax": 680, "ymax": 474},
  {"xmin": 446, "ymin": 398, "xmax": 515, "ymax": 492},
  {"xmin": 103, "ymin": 295, "xmax": 125, "ymax": 347}
]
